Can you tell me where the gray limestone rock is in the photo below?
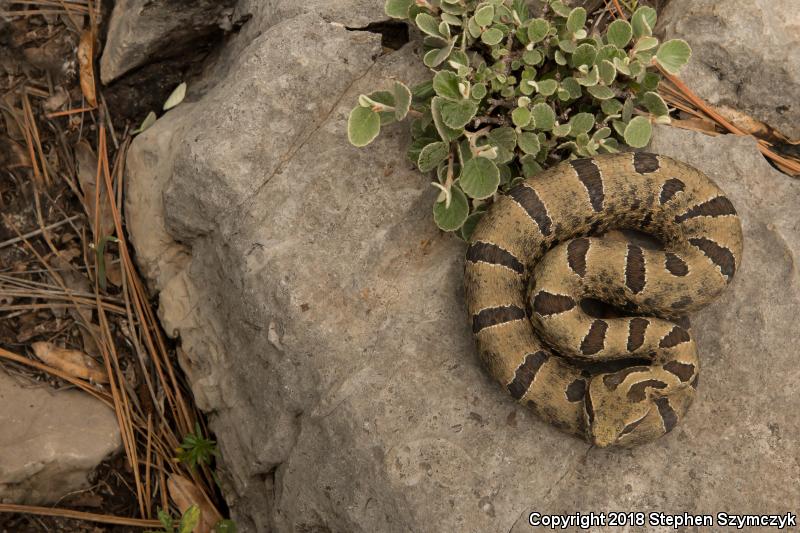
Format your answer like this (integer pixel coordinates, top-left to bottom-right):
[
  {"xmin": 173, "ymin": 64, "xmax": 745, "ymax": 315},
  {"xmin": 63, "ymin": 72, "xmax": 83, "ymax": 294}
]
[
  {"xmin": 658, "ymin": 0, "xmax": 800, "ymax": 140},
  {"xmin": 100, "ymin": 0, "xmax": 237, "ymax": 84},
  {"xmin": 0, "ymin": 371, "xmax": 121, "ymax": 504},
  {"xmin": 124, "ymin": 8, "xmax": 800, "ymax": 533}
]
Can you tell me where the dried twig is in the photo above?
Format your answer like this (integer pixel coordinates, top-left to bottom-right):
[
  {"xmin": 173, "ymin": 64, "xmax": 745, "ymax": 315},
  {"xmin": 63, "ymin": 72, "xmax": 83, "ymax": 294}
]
[
  {"xmin": 0, "ymin": 214, "xmax": 83, "ymax": 249},
  {"xmin": 0, "ymin": 504, "xmax": 160, "ymax": 528}
]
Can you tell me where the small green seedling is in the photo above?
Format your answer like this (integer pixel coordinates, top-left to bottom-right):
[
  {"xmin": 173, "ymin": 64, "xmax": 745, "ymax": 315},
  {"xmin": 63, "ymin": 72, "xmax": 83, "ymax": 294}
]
[{"xmin": 176, "ymin": 422, "xmax": 218, "ymax": 470}]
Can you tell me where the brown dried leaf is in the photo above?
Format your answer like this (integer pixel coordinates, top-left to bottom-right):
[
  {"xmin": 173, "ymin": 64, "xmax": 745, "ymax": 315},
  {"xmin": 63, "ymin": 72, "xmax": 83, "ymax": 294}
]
[
  {"xmin": 75, "ymin": 140, "xmax": 114, "ymax": 241},
  {"xmin": 16, "ymin": 317, "xmax": 66, "ymax": 343},
  {"xmin": 0, "ymin": 136, "xmax": 32, "ymax": 168},
  {"xmin": 167, "ymin": 474, "xmax": 222, "ymax": 533},
  {"xmin": 31, "ymin": 341, "xmax": 109, "ymax": 383},
  {"xmin": 1, "ymin": 108, "xmax": 25, "ymax": 141},
  {"xmin": 64, "ymin": 491, "xmax": 103, "ymax": 508},
  {"xmin": 44, "ymin": 87, "xmax": 70, "ymax": 112},
  {"xmin": 78, "ymin": 322, "xmax": 102, "ymax": 358},
  {"xmin": 670, "ymin": 118, "xmax": 721, "ymax": 136},
  {"xmin": 715, "ymin": 104, "xmax": 791, "ymax": 143},
  {"xmin": 50, "ymin": 252, "xmax": 93, "ymax": 324},
  {"xmin": 104, "ymin": 253, "xmax": 122, "ymax": 287},
  {"xmin": 77, "ymin": 30, "xmax": 97, "ymax": 107}
]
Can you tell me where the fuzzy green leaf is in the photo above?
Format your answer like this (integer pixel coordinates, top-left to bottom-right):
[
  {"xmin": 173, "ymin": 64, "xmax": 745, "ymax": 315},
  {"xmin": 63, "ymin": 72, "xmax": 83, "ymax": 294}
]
[
  {"xmin": 593, "ymin": 127, "xmax": 611, "ymax": 141},
  {"xmin": 460, "ymin": 157, "xmax": 500, "ymax": 199},
  {"xmin": 418, "ymin": 142, "xmax": 450, "ymax": 172},
  {"xmin": 423, "ymin": 39, "xmax": 455, "ymax": 67},
  {"xmin": 467, "ymin": 16, "xmax": 482, "ymax": 38},
  {"xmin": 553, "ymin": 122, "xmax": 572, "ymax": 137},
  {"xmin": 411, "ymin": 81, "xmax": 435, "ymax": 102},
  {"xmin": 531, "ymin": 103, "xmax": 556, "ymax": 130},
  {"xmin": 416, "ymin": 13, "xmax": 442, "ymax": 37},
  {"xmin": 536, "ymin": 79, "xmax": 558, "ymax": 96},
  {"xmin": 438, "ymin": 21, "xmax": 452, "ymax": 40},
  {"xmin": 598, "ymin": 59, "xmax": 616, "ymax": 85},
  {"xmin": 576, "ymin": 66, "xmax": 599, "ymax": 86},
  {"xmin": 527, "ymin": 18, "xmax": 550, "ymax": 43},
  {"xmin": 561, "ymin": 77, "xmax": 582, "ymax": 99},
  {"xmin": 629, "ymin": 59, "xmax": 646, "ymax": 79},
  {"xmin": 431, "ymin": 97, "xmax": 463, "ymax": 141},
  {"xmin": 481, "ymin": 27, "xmax": 504, "ymax": 45},
  {"xmin": 642, "ymin": 72, "xmax": 661, "ymax": 91},
  {"xmin": 433, "ymin": 70, "xmax": 462, "ymax": 100},
  {"xmin": 384, "ymin": 0, "xmax": 413, "ymax": 19},
  {"xmin": 571, "ymin": 43, "xmax": 597, "ymax": 68},
  {"xmin": 441, "ymin": 99, "xmax": 479, "ymax": 129},
  {"xmin": 474, "ymin": 3, "xmax": 495, "ymax": 26},
  {"xmin": 472, "ymin": 83, "xmax": 488, "ymax": 100},
  {"xmin": 600, "ymin": 137, "xmax": 621, "ymax": 153},
  {"xmin": 623, "ymin": 116, "xmax": 652, "ymax": 148},
  {"xmin": 512, "ymin": 107, "xmax": 532, "ymax": 128},
  {"xmin": 520, "ymin": 154, "xmax": 543, "ymax": 177},
  {"xmin": 596, "ymin": 43, "xmax": 624, "ymax": 64},
  {"xmin": 433, "ymin": 185, "xmax": 469, "ymax": 231},
  {"xmin": 393, "ymin": 82, "xmax": 412, "ymax": 120},
  {"xmin": 569, "ymin": 112, "xmax": 595, "ymax": 136},
  {"xmin": 613, "ymin": 56, "xmax": 631, "ymax": 76},
  {"xmin": 517, "ymin": 132, "xmax": 541, "ymax": 155},
  {"xmin": 587, "ymin": 85, "xmax": 615, "ymax": 100},
  {"xmin": 622, "ymin": 97, "xmax": 635, "ymax": 122},
  {"xmin": 347, "ymin": 107, "xmax": 381, "ymax": 147},
  {"xmin": 460, "ymin": 211, "xmax": 485, "ymax": 241},
  {"xmin": 441, "ymin": 12, "xmax": 462, "ymax": 25},
  {"xmin": 631, "ymin": 6, "xmax": 656, "ymax": 38},
  {"xmin": 523, "ymin": 49, "xmax": 543, "ymax": 66},
  {"xmin": 487, "ymin": 127, "xmax": 517, "ymax": 151},
  {"xmin": 606, "ymin": 19, "xmax": 632, "ymax": 48},
  {"xmin": 656, "ymin": 39, "xmax": 692, "ymax": 75},
  {"xmin": 642, "ymin": 91, "xmax": 669, "ymax": 116},
  {"xmin": 550, "ymin": 0, "xmax": 572, "ymax": 17},
  {"xmin": 566, "ymin": 7, "xmax": 587, "ymax": 33},
  {"xmin": 635, "ymin": 36, "xmax": 659, "ymax": 52},
  {"xmin": 558, "ymin": 39, "xmax": 577, "ymax": 53},
  {"xmin": 441, "ymin": 0, "xmax": 466, "ymax": 15},
  {"xmin": 601, "ymin": 98, "xmax": 623, "ymax": 116},
  {"xmin": 367, "ymin": 91, "xmax": 398, "ymax": 125}
]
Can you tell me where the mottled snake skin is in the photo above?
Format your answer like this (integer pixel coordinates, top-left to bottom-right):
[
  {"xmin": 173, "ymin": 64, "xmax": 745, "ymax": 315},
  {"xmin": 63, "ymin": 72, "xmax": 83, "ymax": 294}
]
[{"xmin": 464, "ymin": 152, "xmax": 743, "ymax": 447}]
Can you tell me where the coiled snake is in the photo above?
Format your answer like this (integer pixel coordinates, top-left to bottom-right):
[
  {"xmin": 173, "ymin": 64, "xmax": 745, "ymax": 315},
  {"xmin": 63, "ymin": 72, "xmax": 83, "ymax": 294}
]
[{"xmin": 464, "ymin": 152, "xmax": 743, "ymax": 447}]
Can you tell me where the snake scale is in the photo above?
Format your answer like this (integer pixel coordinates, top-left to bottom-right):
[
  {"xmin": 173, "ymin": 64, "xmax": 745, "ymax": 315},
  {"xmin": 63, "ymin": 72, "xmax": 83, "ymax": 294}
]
[{"xmin": 464, "ymin": 152, "xmax": 743, "ymax": 447}]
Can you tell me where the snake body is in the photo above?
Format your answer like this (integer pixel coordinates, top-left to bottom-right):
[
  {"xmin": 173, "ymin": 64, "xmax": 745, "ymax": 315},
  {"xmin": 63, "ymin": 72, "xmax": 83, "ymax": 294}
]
[{"xmin": 464, "ymin": 152, "xmax": 743, "ymax": 447}]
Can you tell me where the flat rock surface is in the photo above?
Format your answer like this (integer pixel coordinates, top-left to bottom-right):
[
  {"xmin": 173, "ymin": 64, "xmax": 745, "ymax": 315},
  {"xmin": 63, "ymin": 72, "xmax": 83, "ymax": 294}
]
[
  {"xmin": 0, "ymin": 370, "xmax": 121, "ymax": 504},
  {"xmin": 658, "ymin": 0, "xmax": 800, "ymax": 140},
  {"xmin": 125, "ymin": 8, "xmax": 800, "ymax": 533}
]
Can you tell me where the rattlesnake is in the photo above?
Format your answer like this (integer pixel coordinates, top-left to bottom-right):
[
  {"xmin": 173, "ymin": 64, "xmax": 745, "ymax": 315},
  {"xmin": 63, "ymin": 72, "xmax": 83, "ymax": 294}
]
[{"xmin": 464, "ymin": 152, "xmax": 743, "ymax": 447}]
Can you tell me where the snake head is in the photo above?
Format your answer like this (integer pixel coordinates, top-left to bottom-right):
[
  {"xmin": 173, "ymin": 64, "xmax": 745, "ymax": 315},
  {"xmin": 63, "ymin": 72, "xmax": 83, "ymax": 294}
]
[{"xmin": 586, "ymin": 371, "xmax": 695, "ymax": 447}]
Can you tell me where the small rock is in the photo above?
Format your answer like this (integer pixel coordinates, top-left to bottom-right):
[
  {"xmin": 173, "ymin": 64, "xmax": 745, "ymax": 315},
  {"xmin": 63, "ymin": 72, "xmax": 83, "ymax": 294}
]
[
  {"xmin": 0, "ymin": 371, "xmax": 121, "ymax": 504},
  {"xmin": 658, "ymin": 0, "xmax": 800, "ymax": 140}
]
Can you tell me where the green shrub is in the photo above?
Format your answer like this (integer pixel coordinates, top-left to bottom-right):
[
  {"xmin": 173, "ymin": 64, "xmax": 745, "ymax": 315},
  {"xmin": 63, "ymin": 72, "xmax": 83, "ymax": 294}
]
[{"xmin": 348, "ymin": 0, "xmax": 691, "ymax": 238}]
